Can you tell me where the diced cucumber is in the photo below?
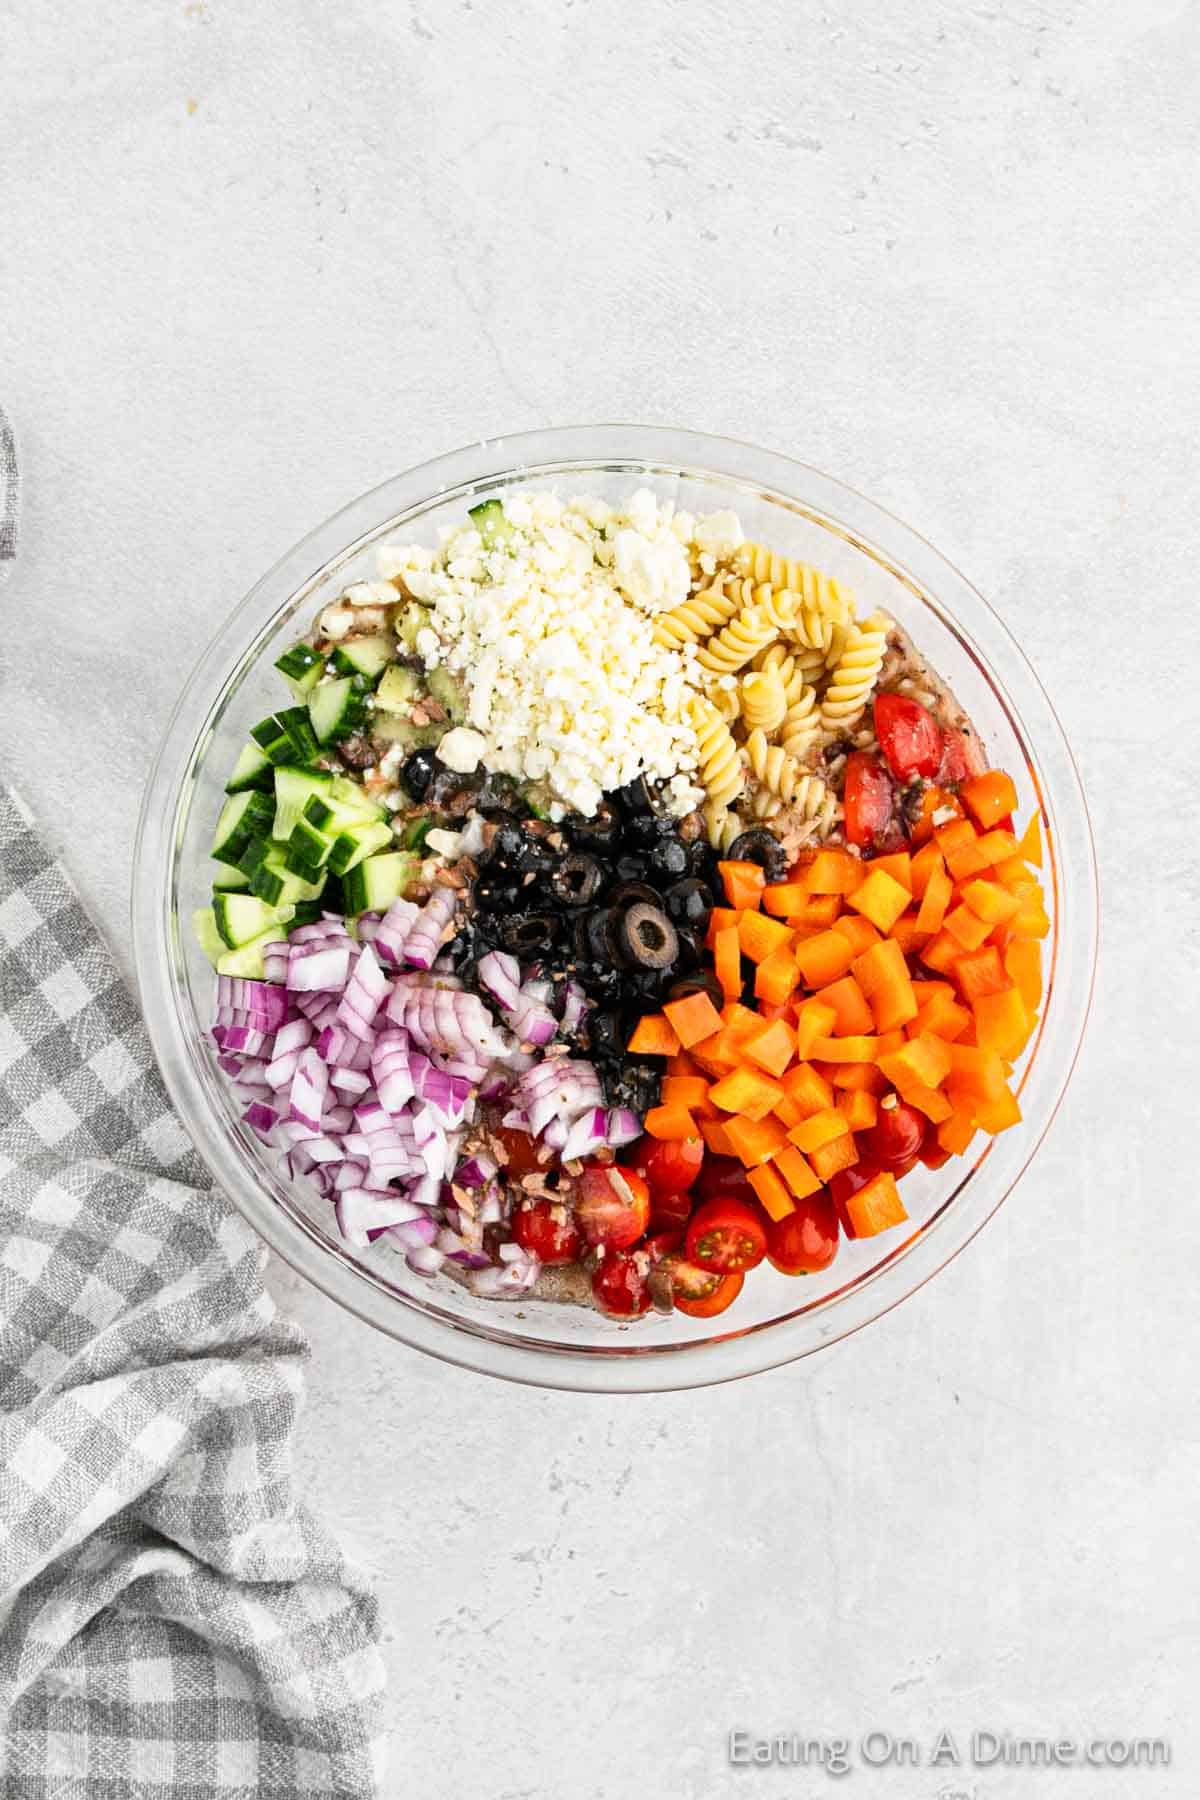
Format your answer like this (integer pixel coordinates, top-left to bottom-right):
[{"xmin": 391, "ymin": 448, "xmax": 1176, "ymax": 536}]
[
  {"xmin": 248, "ymin": 845, "xmax": 327, "ymax": 909},
  {"xmin": 284, "ymin": 816, "xmax": 334, "ymax": 875},
  {"xmin": 212, "ymin": 862, "xmax": 250, "ymax": 892},
  {"xmin": 275, "ymin": 641, "xmax": 327, "ymax": 698},
  {"xmin": 375, "ymin": 664, "xmax": 422, "ymax": 713},
  {"xmin": 302, "ymin": 778, "xmax": 385, "ymax": 835},
  {"xmin": 308, "ymin": 677, "xmax": 366, "ymax": 746},
  {"xmin": 250, "ymin": 713, "xmax": 308, "ymax": 766},
  {"xmin": 340, "ymin": 851, "xmax": 419, "ymax": 917},
  {"xmin": 211, "ymin": 790, "xmax": 275, "ymax": 867},
  {"xmin": 370, "ymin": 714, "xmax": 440, "ymax": 752},
  {"xmin": 278, "ymin": 705, "xmax": 320, "ymax": 763},
  {"xmin": 427, "ymin": 666, "xmax": 465, "ymax": 724},
  {"xmin": 193, "ymin": 907, "xmax": 226, "ymax": 967},
  {"xmin": 224, "ymin": 740, "xmax": 274, "ymax": 794},
  {"xmin": 272, "ymin": 766, "xmax": 334, "ymax": 842},
  {"xmin": 468, "ymin": 498, "xmax": 515, "ymax": 549},
  {"xmin": 401, "ymin": 815, "xmax": 437, "ymax": 852},
  {"xmin": 394, "ymin": 602, "xmax": 427, "ymax": 653},
  {"xmin": 327, "ymin": 819, "xmax": 395, "ymax": 876},
  {"xmin": 213, "ymin": 892, "xmax": 294, "ymax": 949},
  {"xmin": 330, "ymin": 635, "xmax": 395, "ymax": 685},
  {"xmin": 237, "ymin": 834, "xmax": 273, "ymax": 880},
  {"xmin": 288, "ymin": 899, "xmax": 326, "ymax": 927},
  {"xmin": 215, "ymin": 926, "xmax": 284, "ymax": 981}
]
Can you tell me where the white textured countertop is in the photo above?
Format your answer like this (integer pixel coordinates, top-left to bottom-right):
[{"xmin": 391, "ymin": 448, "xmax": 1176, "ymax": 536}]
[{"xmin": 2, "ymin": 1, "xmax": 1196, "ymax": 1793}]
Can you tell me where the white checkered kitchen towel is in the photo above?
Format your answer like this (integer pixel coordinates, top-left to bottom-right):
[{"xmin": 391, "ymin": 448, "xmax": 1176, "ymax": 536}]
[{"xmin": 0, "ymin": 415, "xmax": 386, "ymax": 1797}]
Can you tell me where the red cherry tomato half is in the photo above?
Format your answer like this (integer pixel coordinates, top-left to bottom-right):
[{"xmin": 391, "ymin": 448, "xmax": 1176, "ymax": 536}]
[
  {"xmin": 659, "ymin": 1253, "xmax": 722, "ymax": 1301},
  {"xmin": 674, "ymin": 1269, "xmax": 744, "ymax": 1318},
  {"xmin": 874, "ymin": 692, "xmax": 943, "ymax": 782},
  {"xmin": 495, "ymin": 1125, "xmax": 547, "ymax": 1180},
  {"xmin": 685, "ymin": 1195, "xmax": 768, "ymax": 1274},
  {"xmin": 866, "ymin": 1099, "xmax": 927, "ymax": 1168},
  {"xmin": 643, "ymin": 1228, "xmax": 685, "ymax": 1262},
  {"xmin": 591, "ymin": 1248, "xmax": 651, "ymax": 1316},
  {"xmin": 937, "ymin": 727, "xmax": 974, "ymax": 787},
  {"xmin": 765, "ymin": 1190, "xmax": 840, "ymax": 1275},
  {"xmin": 629, "ymin": 1133, "xmax": 704, "ymax": 1197},
  {"xmin": 511, "ymin": 1197, "xmax": 583, "ymax": 1266},
  {"xmin": 843, "ymin": 751, "xmax": 896, "ymax": 850},
  {"xmin": 694, "ymin": 1154, "xmax": 756, "ymax": 1205},
  {"xmin": 577, "ymin": 1165, "xmax": 650, "ymax": 1249},
  {"xmin": 829, "ymin": 1161, "xmax": 881, "ymax": 1239},
  {"xmin": 646, "ymin": 1188, "xmax": 694, "ymax": 1236}
]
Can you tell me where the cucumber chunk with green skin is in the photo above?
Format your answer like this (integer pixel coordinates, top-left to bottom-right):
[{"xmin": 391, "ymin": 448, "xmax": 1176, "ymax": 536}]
[
  {"xmin": 211, "ymin": 790, "xmax": 275, "ymax": 866},
  {"xmin": 215, "ymin": 926, "xmax": 285, "ymax": 980},
  {"xmin": 374, "ymin": 664, "xmax": 422, "ymax": 713},
  {"xmin": 302, "ymin": 780, "xmax": 385, "ymax": 836},
  {"xmin": 212, "ymin": 862, "xmax": 250, "ymax": 892},
  {"xmin": 275, "ymin": 642, "xmax": 327, "ymax": 698},
  {"xmin": 426, "ymin": 665, "xmax": 465, "ymax": 723},
  {"xmin": 249, "ymin": 714, "xmax": 311, "ymax": 767},
  {"xmin": 327, "ymin": 820, "xmax": 395, "ymax": 876},
  {"xmin": 401, "ymin": 815, "xmax": 437, "ymax": 852},
  {"xmin": 330, "ymin": 635, "xmax": 394, "ymax": 684},
  {"xmin": 213, "ymin": 893, "xmax": 294, "ymax": 949},
  {"xmin": 247, "ymin": 845, "xmax": 326, "ymax": 909},
  {"xmin": 193, "ymin": 907, "xmax": 226, "ymax": 967},
  {"xmin": 340, "ymin": 851, "xmax": 419, "ymax": 917},
  {"xmin": 224, "ymin": 740, "xmax": 274, "ymax": 794},
  {"xmin": 284, "ymin": 816, "xmax": 334, "ymax": 876},
  {"xmin": 468, "ymin": 498, "xmax": 515, "ymax": 548},
  {"xmin": 271, "ymin": 766, "xmax": 334, "ymax": 842},
  {"xmin": 370, "ymin": 715, "xmax": 440, "ymax": 753},
  {"xmin": 394, "ymin": 602, "xmax": 429, "ymax": 653},
  {"xmin": 277, "ymin": 706, "xmax": 321, "ymax": 763},
  {"xmin": 308, "ymin": 677, "xmax": 367, "ymax": 746}
]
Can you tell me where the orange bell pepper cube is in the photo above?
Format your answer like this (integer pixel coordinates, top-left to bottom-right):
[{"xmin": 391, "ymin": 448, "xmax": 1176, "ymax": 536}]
[
  {"xmin": 820, "ymin": 1060, "xmax": 886, "ymax": 1093},
  {"xmin": 719, "ymin": 860, "xmax": 766, "ymax": 911},
  {"xmin": 973, "ymin": 828, "xmax": 1020, "ymax": 868},
  {"xmin": 808, "ymin": 1031, "xmax": 905, "ymax": 1064},
  {"xmin": 943, "ymin": 903, "xmax": 993, "ymax": 952},
  {"xmin": 772, "ymin": 1093, "xmax": 805, "ymax": 1128},
  {"xmin": 705, "ymin": 905, "xmax": 741, "ymax": 950},
  {"xmin": 666, "ymin": 1049, "xmax": 701, "ymax": 1077},
  {"xmin": 643, "ymin": 1104, "xmax": 698, "ymax": 1140},
  {"xmin": 869, "ymin": 850, "xmax": 912, "ymax": 890},
  {"xmin": 721, "ymin": 1001, "xmax": 762, "ymax": 1040},
  {"xmin": 663, "ymin": 990, "xmax": 725, "ymax": 1049},
  {"xmin": 800, "ymin": 893, "xmax": 843, "ymax": 927},
  {"xmin": 787, "ymin": 1108, "xmax": 853, "ymax": 1154},
  {"xmin": 830, "ymin": 913, "xmax": 881, "ymax": 955},
  {"xmin": 972, "ymin": 986, "xmax": 1030, "ymax": 1059},
  {"xmin": 793, "ymin": 999, "xmax": 838, "ymax": 1058},
  {"xmin": 707, "ymin": 1066, "xmax": 784, "ymax": 1122},
  {"xmin": 913, "ymin": 861, "xmax": 953, "ymax": 937},
  {"xmin": 843, "ymin": 1169, "xmax": 907, "ymax": 1238},
  {"xmin": 937, "ymin": 1110, "xmax": 978, "ymax": 1156},
  {"xmin": 713, "ymin": 925, "xmax": 742, "ymax": 1001},
  {"xmin": 936, "ymin": 817, "xmax": 990, "ymax": 882},
  {"xmin": 812, "ymin": 974, "xmax": 874, "ymax": 1036},
  {"xmin": 909, "ymin": 843, "xmax": 945, "ymax": 900},
  {"xmin": 1004, "ymin": 939, "xmax": 1043, "ymax": 1014},
  {"xmin": 688, "ymin": 1031, "xmax": 741, "ymax": 1077},
  {"xmin": 772, "ymin": 1144, "xmax": 823, "ymax": 1201},
  {"xmin": 962, "ymin": 769, "xmax": 1019, "ymax": 831},
  {"xmin": 894, "ymin": 1081, "xmax": 953, "ymax": 1124},
  {"xmin": 762, "ymin": 882, "xmax": 811, "ymax": 920},
  {"xmin": 1009, "ymin": 896, "xmax": 1050, "ymax": 939},
  {"xmin": 754, "ymin": 947, "xmax": 801, "ymax": 1006},
  {"xmin": 804, "ymin": 848, "xmax": 865, "ymax": 895},
  {"xmin": 738, "ymin": 910, "xmax": 794, "ymax": 964},
  {"xmin": 1016, "ymin": 811, "xmax": 1043, "ymax": 868},
  {"xmin": 952, "ymin": 945, "xmax": 1008, "ymax": 1002},
  {"xmin": 888, "ymin": 916, "xmax": 924, "ymax": 956},
  {"xmin": 920, "ymin": 927, "xmax": 965, "ymax": 974},
  {"xmin": 794, "ymin": 928, "xmax": 856, "ymax": 988},
  {"xmin": 846, "ymin": 866, "xmax": 911, "ymax": 934},
  {"xmin": 852, "ymin": 937, "xmax": 919, "ymax": 1032},
  {"xmin": 662, "ymin": 1074, "xmax": 711, "ymax": 1111},
  {"xmin": 913, "ymin": 989, "xmax": 972, "ymax": 1041},
  {"xmin": 626, "ymin": 1013, "xmax": 680, "ymax": 1056},
  {"xmin": 724, "ymin": 1114, "xmax": 789, "ymax": 1167},
  {"xmin": 837, "ymin": 1087, "xmax": 878, "ymax": 1132},
  {"xmin": 960, "ymin": 879, "xmax": 1021, "ymax": 926},
  {"xmin": 699, "ymin": 1116, "xmax": 737, "ymax": 1156},
  {"xmin": 741, "ymin": 1017, "xmax": 796, "ymax": 1079},
  {"xmin": 878, "ymin": 1031, "xmax": 953, "ymax": 1093},
  {"xmin": 974, "ymin": 1081, "xmax": 1023, "ymax": 1134},
  {"xmin": 946, "ymin": 1043, "xmax": 1008, "ymax": 1105},
  {"xmin": 748, "ymin": 1161, "xmax": 796, "ymax": 1222},
  {"xmin": 781, "ymin": 1061, "xmax": 835, "ymax": 1117},
  {"xmin": 809, "ymin": 1132, "xmax": 861, "ymax": 1181}
]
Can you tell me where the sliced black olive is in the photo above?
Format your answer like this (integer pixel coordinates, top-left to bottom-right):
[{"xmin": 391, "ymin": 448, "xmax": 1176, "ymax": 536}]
[
  {"xmin": 664, "ymin": 878, "xmax": 713, "ymax": 929},
  {"xmin": 550, "ymin": 854, "xmax": 604, "ymax": 909},
  {"xmin": 648, "ymin": 837, "xmax": 689, "ymax": 881},
  {"xmin": 400, "ymin": 747, "xmax": 438, "ymax": 800},
  {"xmin": 582, "ymin": 907, "xmax": 621, "ymax": 965},
  {"xmin": 429, "ymin": 767, "xmax": 483, "ymax": 813},
  {"xmin": 473, "ymin": 876, "xmax": 521, "ymax": 913},
  {"xmin": 667, "ymin": 970, "xmax": 724, "ymax": 1012},
  {"xmin": 516, "ymin": 839, "xmax": 555, "ymax": 877},
  {"xmin": 476, "ymin": 771, "xmax": 525, "ymax": 816},
  {"xmin": 499, "ymin": 911, "xmax": 561, "ymax": 954},
  {"xmin": 672, "ymin": 926, "xmax": 702, "ymax": 974},
  {"xmin": 611, "ymin": 774, "xmax": 655, "ymax": 815},
  {"xmin": 568, "ymin": 808, "xmax": 619, "ymax": 854},
  {"xmin": 727, "ymin": 827, "xmax": 789, "ymax": 882},
  {"xmin": 621, "ymin": 812, "xmax": 669, "ymax": 849},
  {"xmin": 617, "ymin": 901, "xmax": 679, "ymax": 970},
  {"xmin": 607, "ymin": 880, "xmax": 661, "ymax": 914},
  {"xmin": 613, "ymin": 851, "xmax": 651, "ymax": 885},
  {"xmin": 586, "ymin": 1010, "xmax": 624, "ymax": 1062},
  {"xmin": 486, "ymin": 823, "xmax": 526, "ymax": 867},
  {"xmin": 605, "ymin": 1056, "xmax": 662, "ymax": 1113}
]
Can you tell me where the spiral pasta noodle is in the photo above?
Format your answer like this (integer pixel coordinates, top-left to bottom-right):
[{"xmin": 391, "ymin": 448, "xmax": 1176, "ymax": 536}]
[
  {"xmin": 689, "ymin": 695, "xmax": 745, "ymax": 811},
  {"xmin": 743, "ymin": 727, "xmax": 806, "ymax": 806},
  {"xmin": 710, "ymin": 682, "xmax": 742, "ymax": 725},
  {"xmin": 738, "ymin": 667, "xmax": 787, "ymax": 735},
  {"xmin": 651, "ymin": 575, "xmax": 738, "ymax": 651},
  {"xmin": 750, "ymin": 770, "xmax": 839, "ymax": 830},
  {"xmin": 820, "ymin": 610, "xmax": 892, "ymax": 737},
  {"xmin": 704, "ymin": 802, "xmax": 744, "ymax": 851},
  {"xmin": 736, "ymin": 544, "xmax": 855, "ymax": 621},
  {"xmin": 696, "ymin": 605, "xmax": 777, "ymax": 676},
  {"xmin": 779, "ymin": 685, "xmax": 822, "ymax": 761}
]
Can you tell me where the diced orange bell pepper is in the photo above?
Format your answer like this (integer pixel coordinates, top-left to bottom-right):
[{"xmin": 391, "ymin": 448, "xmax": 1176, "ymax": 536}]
[
  {"xmin": 804, "ymin": 848, "xmax": 865, "ymax": 895},
  {"xmin": 1016, "ymin": 811, "xmax": 1043, "ymax": 868},
  {"xmin": 878, "ymin": 1031, "xmax": 952, "ymax": 1093},
  {"xmin": 719, "ymin": 860, "xmax": 766, "ymax": 911},
  {"xmin": 888, "ymin": 915, "xmax": 924, "ymax": 956},
  {"xmin": 937, "ymin": 1110, "xmax": 978, "ymax": 1156},
  {"xmin": 808, "ymin": 1031, "xmax": 904, "ymax": 1064},
  {"xmin": 643, "ymin": 1104, "xmax": 698, "ymax": 1140},
  {"xmin": 943, "ymin": 903, "xmax": 993, "ymax": 952},
  {"xmin": 724, "ymin": 1114, "xmax": 789, "ymax": 1167},
  {"xmin": 847, "ymin": 866, "xmax": 911, "ymax": 933},
  {"xmin": 813, "ymin": 974, "xmax": 875, "ymax": 1036},
  {"xmin": 1004, "ymin": 939, "xmax": 1043, "ymax": 1014},
  {"xmin": 748, "ymin": 1161, "xmax": 795, "ymax": 1221},
  {"xmin": 894, "ymin": 1081, "xmax": 953, "ymax": 1124},
  {"xmin": 626, "ymin": 1013, "xmax": 680, "ymax": 1056},
  {"xmin": 960, "ymin": 879, "xmax": 1021, "ymax": 926},
  {"xmin": 781, "ymin": 1061, "xmax": 835, "ymax": 1117},
  {"xmin": 852, "ymin": 937, "xmax": 919, "ymax": 1032},
  {"xmin": 843, "ymin": 1169, "xmax": 907, "ymax": 1237},
  {"xmin": 688, "ymin": 1031, "xmax": 741, "ymax": 1077},
  {"xmin": 962, "ymin": 770, "xmax": 1018, "ymax": 831},
  {"xmin": 973, "ymin": 828, "xmax": 1020, "ymax": 868},
  {"xmin": 952, "ymin": 945, "xmax": 1008, "ymax": 1002},
  {"xmin": 801, "ymin": 894, "xmax": 843, "ymax": 927},
  {"xmin": 663, "ymin": 990, "xmax": 725, "ymax": 1049},
  {"xmin": 910, "ymin": 783, "xmax": 964, "ymax": 846},
  {"xmin": 721, "ymin": 1001, "xmax": 762, "ymax": 1041},
  {"xmin": 1009, "ymin": 896, "xmax": 1050, "ymax": 939},
  {"xmin": 837, "ymin": 1087, "xmax": 878, "ymax": 1132},
  {"xmin": 772, "ymin": 1144, "xmax": 823, "ymax": 1201},
  {"xmin": 705, "ymin": 905, "xmax": 741, "ymax": 950},
  {"xmin": 793, "ymin": 999, "xmax": 838, "ymax": 1058},
  {"xmin": 742, "ymin": 1017, "xmax": 796, "ymax": 1079},
  {"xmin": 809, "ymin": 1132, "xmax": 861, "ymax": 1181},
  {"xmin": 713, "ymin": 924, "xmax": 742, "ymax": 1001},
  {"xmin": 974, "ymin": 1082, "xmax": 1022, "ymax": 1133},
  {"xmin": 920, "ymin": 928, "xmax": 964, "ymax": 974},
  {"xmin": 773, "ymin": 1093, "xmax": 804, "ymax": 1128},
  {"xmin": 914, "ymin": 989, "xmax": 972, "ymax": 1041},
  {"xmin": 936, "ymin": 817, "xmax": 990, "ymax": 882},
  {"xmin": 700, "ymin": 1116, "xmax": 737, "ymax": 1155},
  {"xmin": 869, "ymin": 850, "xmax": 912, "ymax": 890},
  {"xmin": 820, "ymin": 1060, "xmax": 886, "ymax": 1094},
  {"xmin": 830, "ymin": 913, "xmax": 881, "ymax": 955},
  {"xmin": 762, "ymin": 882, "xmax": 810, "ymax": 919},
  {"xmin": 972, "ymin": 986, "xmax": 1030, "ymax": 1059},
  {"xmin": 662, "ymin": 1075, "xmax": 711, "ymax": 1111},
  {"xmin": 754, "ymin": 946, "xmax": 801, "ymax": 1006},
  {"xmin": 707, "ymin": 1065, "xmax": 784, "ymax": 1120},
  {"xmin": 787, "ymin": 1108, "xmax": 851, "ymax": 1153},
  {"xmin": 738, "ymin": 910, "xmax": 794, "ymax": 964},
  {"xmin": 909, "ymin": 842, "xmax": 945, "ymax": 899},
  {"xmin": 913, "ymin": 861, "xmax": 953, "ymax": 937},
  {"xmin": 794, "ymin": 929, "xmax": 856, "ymax": 988},
  {"xmin": 945, "ymin": 1043, "xmax": 1007, "ymax": 1106}
]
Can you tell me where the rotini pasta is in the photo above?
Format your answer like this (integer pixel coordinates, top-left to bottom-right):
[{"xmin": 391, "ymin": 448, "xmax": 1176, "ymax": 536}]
[
  {"xmin": 696, "ymin": 605, "xmax": 777, "ymax": 676},
  {"xmin": 736, "ymin": 543, "xmax": 855, "ymax": 622},
  {"xmin": 819, "ymin": 610, "xmax": 892, "ymax": 738},
  {"xmin": 725, "ymin": 578, "xmax": 797, "ymax": 636},
  {"xmin": 743, "ymin": 727, "xmax": 805, "ymax": 806},
  {"xmin": 689, "ymin": 695, "xmax": 745, "ymax": 811},
  {"xmin": 704, "ymin": 802, "xmax": 744, "ymax": 851},
  {"xmin": 750, "ymin": 768, "xmax": 839, "ymax": 830},
  {"xmin": 651, "ymin": 574, "xmax": 738, "ymax": 651},
  {"xmin": 779, "ymin": 685, "xmax": 822, "ymax": 762},
  {"xmin": 738, "ymin": 667, "xmax": 787, "ymax": 735},
  {"xmin": 710, "ymin": 682, "xmax": 742, "ymax": 725}
]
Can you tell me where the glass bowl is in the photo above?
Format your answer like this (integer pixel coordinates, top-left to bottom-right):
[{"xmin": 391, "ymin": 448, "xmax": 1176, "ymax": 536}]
[{"xmin": 133, "ymin": 426, "xmax": 1097, "ymax": 1392}]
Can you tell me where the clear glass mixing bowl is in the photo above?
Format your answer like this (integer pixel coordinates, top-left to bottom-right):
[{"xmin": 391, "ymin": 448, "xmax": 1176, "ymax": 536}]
[{"xmin": 133, "ymin": 426, "xmax": 1097, "ymax": 1392}]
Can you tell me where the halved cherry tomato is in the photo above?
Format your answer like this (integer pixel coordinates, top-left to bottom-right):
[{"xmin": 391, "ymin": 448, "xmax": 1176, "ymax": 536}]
[
  {"xmin": 675, "ymin": 1269, "xmax": 744, "ymax": 1318},
  {"xmin": 591, "ymin": 1248, "xmax": 651, "ymax": 1316},
  {"xmin": 866, "ymin": 1099, "xmax": 927, "ymax": 1168},
  {"xmin": 766, "ymin": 1190, "xmax": 840, "ymax": 1274},
  {"xmin": 843, "ymin": 751, "xmax": 896, "ymax": 850},
  {"xmin": 937, "ymin": 727, "xmax": 973, "ymax": 786},
  {"xmin": 829, "ymin": 1161, "xmax": 881, "ymax": 1239},
  {"xmin": 495, "ymin": 1125, "xmax": 547, "ymax": 1180},
  {"xmin": 629, "ymin": 1134, "xmax": 704, "ymax": 1197},
  {"xmin": 645, "ymin": 1189, "xmax": 694, "ymax": 1236},
  {"xmin": 643, "ymin": 1228, "xmax": 685, "ymax": 1262},
  {"xmin": 686, "ymin": 1195, "xmax": 768, "ymax": 1273},
  {"xmin": 874, "ymin": 693, "xmax": 943, "ymax": 782},
  {"xmin": 577, "ymin": 1165, "xmax": 650, "ymax": 1249},
  {"xmin": 694, "ymin": 1154, "xmax": 756, "ymax": 1205},
  {"xmin": 659, "ymin": 1254, "xmax": 722, "ymax": 1301},
  {"xmin": 512, "ymin": 1198, "xmax": 582, "ymax": 1266}
]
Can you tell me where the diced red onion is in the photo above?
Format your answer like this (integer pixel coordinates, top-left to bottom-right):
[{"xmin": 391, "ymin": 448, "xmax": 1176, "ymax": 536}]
[
  {"xmin": 286, "ymin": 945, "xmax": 351, "ymax": 992},
  {"xmin": 453, "ymin": 1151, "xmax": 498, "ymax": 1187},
  {"xmin": 560, "ymin": 1106, "xmax": 608, "ymax": 1162},
  {"xmin": 288, "ymin": 1047, "xmax": 328, "ymax": 1132},
  {"xmin": 402, "ymin": 884, "xmax": 458, "ymax": 971},
  {"xmin": 477, "ymin": 950, "xmax": 521, "ymax": 1011},
  {"xmin": 329, "ymin": 1065, "xmax": 371, "ymax": 1095},
  {"xmin": 406, "ymin": 1244, "xmax": 446, "ymax": 1277},
  {"xmin": 386, "ymin": 1215, "xmax": 439, "ymax": 1251},
  {"xmin": 242, "ymin": 1100, "xmax": 278, "ymax": 1140},
  {"xmin": 604, "ymin": 1107, "xmax": 641, "ymax": 1148}
]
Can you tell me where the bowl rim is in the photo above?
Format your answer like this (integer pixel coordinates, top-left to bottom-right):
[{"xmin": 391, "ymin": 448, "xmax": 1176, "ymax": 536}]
[{"xmin": 132, "ymin": 424, "xmax": 1098, "ymax": 1392}]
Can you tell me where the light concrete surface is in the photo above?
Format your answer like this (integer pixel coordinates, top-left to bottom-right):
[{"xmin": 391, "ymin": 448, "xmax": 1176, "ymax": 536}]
[{"xmin": 2, "ymin": 1, "xmax": 1197, "ymax": 1794}]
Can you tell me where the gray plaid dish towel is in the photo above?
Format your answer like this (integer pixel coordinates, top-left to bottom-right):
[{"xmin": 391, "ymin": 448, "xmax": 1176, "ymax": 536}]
[{"xmin": 0, "ymin": 787, "xmax": 386, "ymax": 1781}]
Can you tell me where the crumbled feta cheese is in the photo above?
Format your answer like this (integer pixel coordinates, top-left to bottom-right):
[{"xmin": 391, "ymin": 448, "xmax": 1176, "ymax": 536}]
[
  {"xmin": 436, "ymin": 726, "xmax": 488, "ymax": 773},
  {"xmin": 693, "ymin": 509, "xmax": 744, "ymax": 560},
  {"xmin": 425, "ymin": 827, "xmax": 464, "ymax": 859}
]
